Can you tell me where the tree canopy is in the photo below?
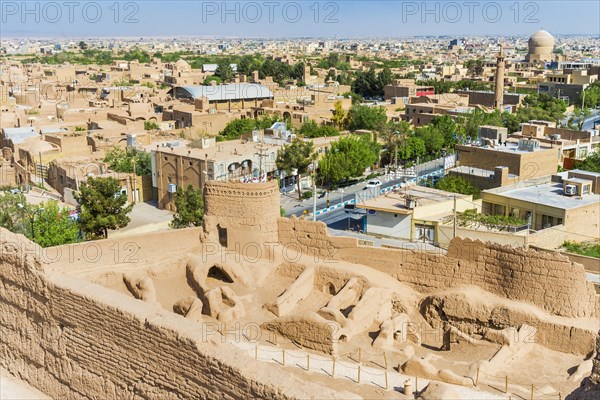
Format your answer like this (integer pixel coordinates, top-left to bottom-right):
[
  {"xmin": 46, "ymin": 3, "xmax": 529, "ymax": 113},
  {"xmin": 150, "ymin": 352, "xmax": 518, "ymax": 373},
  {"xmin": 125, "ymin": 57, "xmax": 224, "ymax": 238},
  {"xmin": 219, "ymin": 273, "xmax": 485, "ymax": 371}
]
[
  {"xmin": 0, "ymin": 193, "xmax": 80, "ymax": 248},
  {"xmin": 75, "ymin": 177, "xmax": 133, "ymax": 239},
  {"xmin": 214, "ymin": 61, "xmax": 235, "ymax": 83},
  {"xmin": 574, "ymin": 152, "xmax": 600, "ymax": 173},
  {"xmin": 318, "ymin": 135, "xmax": 381, "ymax": 185},
  {"xmin": 435, "ymin": 175, "xmax": 481, "ymax": 199},
  {"xmin": 104, "ymin": 147, "xmax": 152, "ymax": 176},
  {"xmin": 30, "ymin": 201, "xmax": 81, "ymax": 247},
  {"xmin": 297, "ymin": 120, "xmax": 340, "ymax": 138},
  {"xmin": 171, "ymin": 185, "xmax": 204, "ymax": 228},
  {"xmin": 276, "ymin": 138, "xmax": 317, "ymax": 199},
  {"xmin": 351, "ymin": 67, "xmax": 392, "ymax": 98},
  {"xmin": 347, "ymin": 104, "xmax": 388, "ymax": 131}
]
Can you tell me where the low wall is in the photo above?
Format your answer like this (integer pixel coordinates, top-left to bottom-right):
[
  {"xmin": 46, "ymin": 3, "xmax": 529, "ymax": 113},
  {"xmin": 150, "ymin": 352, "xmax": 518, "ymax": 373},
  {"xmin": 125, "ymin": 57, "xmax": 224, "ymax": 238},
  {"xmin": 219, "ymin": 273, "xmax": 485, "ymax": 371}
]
[
  {"xmin": 0, "ymin": 229, "xmax": 345, "ymax": 399},
  {"xmin": 278, "ymin": 217, "xmax": 599, "ymax": 319},
  {"xmin": 437, "ymin": 224, "xmax": 528, "ymax": 248}
]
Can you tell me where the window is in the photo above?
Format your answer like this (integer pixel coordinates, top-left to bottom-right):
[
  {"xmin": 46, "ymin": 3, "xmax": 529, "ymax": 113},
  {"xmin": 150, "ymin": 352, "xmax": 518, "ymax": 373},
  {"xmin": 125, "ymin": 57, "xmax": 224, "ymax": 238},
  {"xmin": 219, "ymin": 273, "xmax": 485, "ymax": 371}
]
[{"xmin": 217, "ymin": 224, "xmax": 228, "ymax": 247}]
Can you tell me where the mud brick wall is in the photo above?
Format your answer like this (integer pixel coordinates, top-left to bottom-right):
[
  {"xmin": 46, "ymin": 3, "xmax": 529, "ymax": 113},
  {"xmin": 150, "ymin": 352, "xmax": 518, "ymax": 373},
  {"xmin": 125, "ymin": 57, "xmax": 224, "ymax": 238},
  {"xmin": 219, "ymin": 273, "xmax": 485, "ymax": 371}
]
[
  {"xmin": 0, "ymin": 229, "xmax": 345, "ymax": 400},
  {"xmin": 203, "ymin": 181, "xmax": 281, "ymax": 254},
  {"xmin": 279, "ymin": 218, "xmax": 599, "ymax": 319}
]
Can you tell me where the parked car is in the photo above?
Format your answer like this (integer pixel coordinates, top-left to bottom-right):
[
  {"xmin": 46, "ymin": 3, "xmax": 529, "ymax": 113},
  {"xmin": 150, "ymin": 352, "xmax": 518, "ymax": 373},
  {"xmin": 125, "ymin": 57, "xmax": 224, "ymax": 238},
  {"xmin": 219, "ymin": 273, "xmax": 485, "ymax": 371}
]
[{"xmin": 364, "ymin": 179, "xmax": 382, "ymax": 189}]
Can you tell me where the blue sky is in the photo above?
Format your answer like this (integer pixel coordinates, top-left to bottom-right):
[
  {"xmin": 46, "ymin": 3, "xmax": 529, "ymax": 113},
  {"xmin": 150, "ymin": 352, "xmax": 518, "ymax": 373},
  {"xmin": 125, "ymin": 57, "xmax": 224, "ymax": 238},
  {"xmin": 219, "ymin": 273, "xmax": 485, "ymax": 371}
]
[{"xmin": 1, "ymin": 1, "xmax": 599, "ymax": 38}]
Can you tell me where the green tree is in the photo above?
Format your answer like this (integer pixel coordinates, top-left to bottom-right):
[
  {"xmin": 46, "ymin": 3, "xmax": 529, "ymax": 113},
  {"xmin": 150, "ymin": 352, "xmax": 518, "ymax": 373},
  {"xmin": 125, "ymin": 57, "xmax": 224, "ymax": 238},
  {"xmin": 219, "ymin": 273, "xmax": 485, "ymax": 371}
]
[
  {"xmin": 574, "ymin": 152, "xmax": 600, "ymax": 173},
  {"xmin": 347, "ymin": 104, "xmax": 387, "ymax": 131},
  {"xmin": 398, "ymin": 136, "xmax": 427, "ymax": 162},
  {"xmin": 30, "ymin": 201, "xmax": 81, "ymax": 247},
  {"xmin": 331, "ymin": 100, "xmax": 350, "ymax": 130},
  {"xmin": 379, "ymin": 121, "xmax": 413, "ymax": 166},
  {"xmin": 298, "ymin": 120, "xmax": 340, "ymax": 138},
  {"xmin": 203, "ymin": 76, "xmax": 222, "ymax": 85},
  {"xmin": 580, "ymin": 81, "xmax": 600, "ymax": 109},
  {"xmin": 435, "ymin": 175, "xmax": 481, "ymax": 199},
  {"xmin": 351, "ymin": 66, "xmax": 391, "ymax": 98},
  {"xmin": 104, "ymin": 147, "xmax": 152, "ymax": 176},
  {"xmin": 343, "ymin": 91, "xmax": 363, "ymax": 105},
  {"xmin": 215, "ymin": 61, "xmax": 235, "ymax": 83},
  {"xmin": 219, "ymin": 118, "xmax": 257, "ymax": 141},
  {"xmin": 75, "ymin": 177, "xmax": 133, "ymax": 239},
  {"xmin": 415, "ymin": 125, "xmax": 445, "ymax": 155},
  {"xmin": 568, "ymin": 107, "xmax": 592, "ymax": 130},
  {"xmin": 171, "ymin": 185, "xmax": 204, "ymax": 228},
  {"xmin": 78, "ymin": 41, "xmax": 88, "ymax": 50},
  {"xmin": 318, "ymin": 135, "xmax": 381, "ymax": 185},
  {"xmin": 276, "ymin": 138, "xmax": 317, "ymax": 200},
  {"xmin": 431, "ymin": 115, "xmax": 460, "ymax": 146},
  {"xmin": 0, "ymin": 192, "xmax": 25, "ymax": 232},
  {"xmin": 144, "ymin": 121, "xmax": 159, "ymax": 130},
  {"xmin": 465, "ymin": 58, "xmax": 484, "ymax": 76},
  {"xmin": 416, "ymin": 79, "xmax": 454, "ymax": 94}
]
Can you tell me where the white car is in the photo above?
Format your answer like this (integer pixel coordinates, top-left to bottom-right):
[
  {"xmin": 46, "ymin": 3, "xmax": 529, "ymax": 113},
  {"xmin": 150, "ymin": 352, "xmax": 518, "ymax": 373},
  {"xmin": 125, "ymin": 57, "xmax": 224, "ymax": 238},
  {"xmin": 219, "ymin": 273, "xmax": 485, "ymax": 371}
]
[{"xmin": 364, "ymin": 179, "xmax": 382, "ymax": 189}]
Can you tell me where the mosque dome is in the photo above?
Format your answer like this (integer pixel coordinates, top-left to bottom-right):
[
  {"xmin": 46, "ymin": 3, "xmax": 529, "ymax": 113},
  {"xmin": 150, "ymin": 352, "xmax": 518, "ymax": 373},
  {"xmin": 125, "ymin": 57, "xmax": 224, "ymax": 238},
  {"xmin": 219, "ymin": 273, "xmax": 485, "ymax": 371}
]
[{"xmin": 528, "ymin": 30, "xmax": 555, "ymax": 53}]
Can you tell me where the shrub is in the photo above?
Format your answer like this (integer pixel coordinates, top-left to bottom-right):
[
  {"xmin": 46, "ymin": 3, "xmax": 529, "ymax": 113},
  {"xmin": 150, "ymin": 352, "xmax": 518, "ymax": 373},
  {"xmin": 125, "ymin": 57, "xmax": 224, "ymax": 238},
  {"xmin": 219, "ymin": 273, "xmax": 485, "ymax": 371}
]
[{"xmin": 302, "ymin": 190, "xmax": 313, "ymax": 199}]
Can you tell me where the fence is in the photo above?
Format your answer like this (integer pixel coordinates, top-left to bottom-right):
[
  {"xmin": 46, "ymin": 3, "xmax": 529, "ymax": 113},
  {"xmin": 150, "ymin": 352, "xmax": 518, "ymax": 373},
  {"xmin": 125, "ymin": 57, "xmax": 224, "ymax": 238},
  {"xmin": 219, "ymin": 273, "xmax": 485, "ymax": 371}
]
[
  {"xmin": 475, "ymin": 368, "xmax": 564, "ymax": 400},
  {"xmin": 228, "ymin": 335, "xmax": 566, "ymax": 400},
  {"xmin": 237, "ymin": 341, "xmax": 425, "ymax": 395}
]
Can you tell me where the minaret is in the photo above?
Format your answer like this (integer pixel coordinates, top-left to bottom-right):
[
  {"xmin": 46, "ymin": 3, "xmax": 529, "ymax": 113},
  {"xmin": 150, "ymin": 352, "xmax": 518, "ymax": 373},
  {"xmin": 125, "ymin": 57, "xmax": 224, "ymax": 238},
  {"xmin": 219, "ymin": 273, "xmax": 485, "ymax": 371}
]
[{"xmin": 494, "ymin": 44, "xmax": 505, "ymax": 110}]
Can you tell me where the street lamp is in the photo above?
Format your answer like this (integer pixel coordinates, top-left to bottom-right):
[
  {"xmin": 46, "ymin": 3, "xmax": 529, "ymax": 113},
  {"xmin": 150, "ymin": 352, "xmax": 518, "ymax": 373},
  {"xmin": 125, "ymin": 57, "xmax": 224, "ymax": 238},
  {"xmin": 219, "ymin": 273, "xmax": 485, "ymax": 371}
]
[{"xmin": 17, "ymin": 203, "xmax": 44, "ymax": 239}]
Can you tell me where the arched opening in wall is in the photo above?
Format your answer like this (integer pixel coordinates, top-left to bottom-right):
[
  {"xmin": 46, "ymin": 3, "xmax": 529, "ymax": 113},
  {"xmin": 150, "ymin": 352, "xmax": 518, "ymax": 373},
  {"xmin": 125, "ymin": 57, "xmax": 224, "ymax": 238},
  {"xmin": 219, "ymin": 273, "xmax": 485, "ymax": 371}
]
[
  {"xmin": 323, "ymin": 282, "xmax": 336, "ymax": 295},
  {"xmin": 339, "ymin": 335, "xmax": 348, "ymax": 342},
  {"xmin": 217, "ymin": 224, "xmax": 228, "ymax": 247},
  {"xmin": 207, "ymin": 265, "xmax": 234, "ymax": 283}
]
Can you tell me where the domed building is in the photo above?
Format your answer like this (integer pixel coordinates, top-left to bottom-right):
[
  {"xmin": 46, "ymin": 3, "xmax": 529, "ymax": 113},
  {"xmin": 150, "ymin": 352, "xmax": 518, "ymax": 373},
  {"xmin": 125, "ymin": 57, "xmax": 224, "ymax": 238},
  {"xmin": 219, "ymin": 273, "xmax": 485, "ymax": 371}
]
[{"xmin": 525, "ymin": 29, "xmax": 555, "ymax": 62}]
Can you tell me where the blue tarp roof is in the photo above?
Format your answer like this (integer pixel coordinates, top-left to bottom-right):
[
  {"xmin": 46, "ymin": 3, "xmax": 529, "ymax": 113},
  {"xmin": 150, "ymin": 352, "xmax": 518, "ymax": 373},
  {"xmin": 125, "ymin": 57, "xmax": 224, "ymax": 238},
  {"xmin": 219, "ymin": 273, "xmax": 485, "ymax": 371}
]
[{"xmin": 2, "ymin": 127, "xmax": 38, "ymax": 144}]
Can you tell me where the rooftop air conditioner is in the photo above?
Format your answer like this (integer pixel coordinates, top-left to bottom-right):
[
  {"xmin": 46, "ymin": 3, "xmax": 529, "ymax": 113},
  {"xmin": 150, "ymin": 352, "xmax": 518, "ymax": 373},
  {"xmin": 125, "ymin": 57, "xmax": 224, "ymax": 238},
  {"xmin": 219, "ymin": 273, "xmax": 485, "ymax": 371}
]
[{"xmin": 564, "ymin": 184, "xmax": 577, "ymax": 196}]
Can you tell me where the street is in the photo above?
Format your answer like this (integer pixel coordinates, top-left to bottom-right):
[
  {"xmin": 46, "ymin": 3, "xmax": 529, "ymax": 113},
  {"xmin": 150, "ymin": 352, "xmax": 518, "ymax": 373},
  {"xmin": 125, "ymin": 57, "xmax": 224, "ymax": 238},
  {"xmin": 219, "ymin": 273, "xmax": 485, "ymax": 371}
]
[{"xmin": 280, "ymin": 161, "xmax": 445, "ymax": 218}]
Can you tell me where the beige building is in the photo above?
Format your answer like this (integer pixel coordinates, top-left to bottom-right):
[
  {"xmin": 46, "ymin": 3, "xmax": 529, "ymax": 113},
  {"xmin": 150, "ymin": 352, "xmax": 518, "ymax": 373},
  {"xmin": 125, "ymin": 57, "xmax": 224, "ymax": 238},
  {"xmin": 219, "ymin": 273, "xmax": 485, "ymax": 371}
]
[
  {"xmin": 403, "ymin": 94, "xmax": 471, "ymax": 126},
  {"xmin": 152, "ymin": 138, "xmax": 282, "ymax": 211},
  {"xmin": 449, "ymin": 136, "xmax": 559, "ymax": 190},
  {"xmin": 481, "ymin": 172, "xmax": 600, "ymax": 248},
  {"xmin": 356, "ymin": 185, "xmax": 476, "ymax": 243}
]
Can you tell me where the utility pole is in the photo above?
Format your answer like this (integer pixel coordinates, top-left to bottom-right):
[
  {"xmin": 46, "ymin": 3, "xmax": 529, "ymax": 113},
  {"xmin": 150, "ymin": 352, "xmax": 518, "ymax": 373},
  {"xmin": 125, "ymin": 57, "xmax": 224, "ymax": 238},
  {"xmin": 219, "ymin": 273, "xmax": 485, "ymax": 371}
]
[
  {"xmin": 394, "ymin": 131, "xmax": 399, "ymax": 182},
  {"xmin": 254, "ymin": 143, "xmax": 268, "ymax": 181},
  {"xmin": 312, "ymin": 164, "xmax": 317, "ymax": 222},
  {"xmin": 453, "ymin": 195, "xmax": 457, "ymax": 239},
  {"xmin": 132, "ymin": 158, "xmax": 137, "ymax": 204},
  {"xmin": 415, "ymin": 156, "xmax": 420, "ymax": 186}
]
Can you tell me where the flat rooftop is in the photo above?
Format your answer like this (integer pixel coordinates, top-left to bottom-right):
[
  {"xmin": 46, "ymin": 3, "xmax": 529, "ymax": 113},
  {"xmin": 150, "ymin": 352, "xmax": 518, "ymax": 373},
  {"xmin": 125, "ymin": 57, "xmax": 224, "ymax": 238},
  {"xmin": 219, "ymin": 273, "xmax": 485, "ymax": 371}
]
[
  {"xmin": 356, "ymin": 185, "xmax": 468, "ymax": 213},
  {"xmin": 487, "ymin": 183, "xmax": 600, "ymax": 210},
  {"xmin": 458, "ymin": 141, "xmax": 555, "ymax": 154},
  {"xmin": 450, "ymin": 165, "xmax": 518, "ymax": 179}
]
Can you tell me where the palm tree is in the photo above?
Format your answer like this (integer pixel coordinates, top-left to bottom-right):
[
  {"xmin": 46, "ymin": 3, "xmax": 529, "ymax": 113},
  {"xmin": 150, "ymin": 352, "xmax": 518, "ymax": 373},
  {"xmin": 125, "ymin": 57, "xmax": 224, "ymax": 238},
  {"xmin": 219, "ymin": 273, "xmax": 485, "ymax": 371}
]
[{"xmin": 380, "ymin": 121, "xmax": 412, "ymax": 178}]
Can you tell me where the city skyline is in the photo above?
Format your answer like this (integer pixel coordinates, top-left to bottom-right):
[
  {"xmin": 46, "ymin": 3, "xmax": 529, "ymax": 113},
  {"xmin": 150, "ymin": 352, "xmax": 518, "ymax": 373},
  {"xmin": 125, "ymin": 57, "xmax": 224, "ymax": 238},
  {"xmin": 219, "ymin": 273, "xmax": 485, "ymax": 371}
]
[{"xmin": 1, "ymin": 1, "xmax": 599, "ymax": 39}]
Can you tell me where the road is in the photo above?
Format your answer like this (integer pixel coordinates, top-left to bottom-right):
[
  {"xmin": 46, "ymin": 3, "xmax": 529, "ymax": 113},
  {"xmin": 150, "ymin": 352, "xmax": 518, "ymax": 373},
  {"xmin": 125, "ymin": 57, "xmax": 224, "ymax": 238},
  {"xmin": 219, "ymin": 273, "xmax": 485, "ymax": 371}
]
[
  {"xmin": 561, "ymin": 109, "xmax": 600, "ymax": 131},
  {"xmin": 281, "ymin": 161, "xmax": 445, "ymax": 218},
  {"xmin": 582, "ymin": 110, "xmax": 600, "ymax": 131}
]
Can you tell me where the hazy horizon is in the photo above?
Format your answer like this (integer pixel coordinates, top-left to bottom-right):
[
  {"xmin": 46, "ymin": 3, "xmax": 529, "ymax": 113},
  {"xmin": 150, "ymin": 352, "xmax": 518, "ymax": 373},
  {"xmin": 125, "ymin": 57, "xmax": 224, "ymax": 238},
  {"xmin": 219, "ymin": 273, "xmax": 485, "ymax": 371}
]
[{"xmin": 1, "ymin": 1, "xmax": 599, "ymax": 39}]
